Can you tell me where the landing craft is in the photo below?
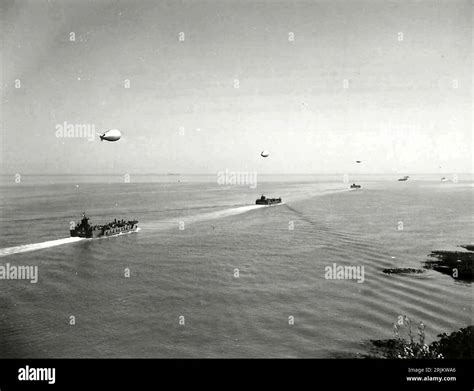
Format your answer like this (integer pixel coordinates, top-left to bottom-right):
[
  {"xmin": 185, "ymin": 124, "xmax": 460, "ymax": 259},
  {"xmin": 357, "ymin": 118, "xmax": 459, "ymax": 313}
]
[
  {"xmin": 97, "ymin": 129, "xmax": 121, "ymax": 142},
  {"xmin": 255, "ymin": 195, "xmax": 282, "ymax": 205},
  {"xmin": 70, "ymin": 213, "xmax": 138, "ymax": 238}
]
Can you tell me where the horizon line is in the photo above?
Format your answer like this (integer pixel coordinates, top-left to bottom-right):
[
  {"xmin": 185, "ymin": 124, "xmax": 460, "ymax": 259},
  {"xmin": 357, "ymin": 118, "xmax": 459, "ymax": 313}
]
[{"xmin": 1, "ymin": 172, "xmax": 472, "ymax": 177}]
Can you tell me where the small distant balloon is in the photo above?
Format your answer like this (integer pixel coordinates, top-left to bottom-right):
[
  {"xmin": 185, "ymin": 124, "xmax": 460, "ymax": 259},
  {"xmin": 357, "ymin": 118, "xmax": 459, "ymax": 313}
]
[
  {"xmin": 261, "ymin": 150, "xmax": 270, "ymax": 158},
  {"xmin": 97, "ymin": 129, "xmax": 121, "ymax": 142}
]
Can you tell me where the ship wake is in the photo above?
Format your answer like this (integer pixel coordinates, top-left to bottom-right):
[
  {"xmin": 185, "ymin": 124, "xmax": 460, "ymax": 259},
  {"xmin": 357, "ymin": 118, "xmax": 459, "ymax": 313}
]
[
  {"xmin": 141, "ymin": 203, "xmax": 279, "ymax": 231},
  {"xmin": 0, "ymin": 237, "xmax": 84, "ymax": 258}
]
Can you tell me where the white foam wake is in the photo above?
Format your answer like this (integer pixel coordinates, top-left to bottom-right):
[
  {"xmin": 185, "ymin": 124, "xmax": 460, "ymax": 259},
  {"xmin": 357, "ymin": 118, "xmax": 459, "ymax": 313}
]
[
  {"xmin": 141, "ymin": 203, "xmax": 277, "ymax": 230},
  {"xmin": 187, "ymin": 204, "xmax": 270, "ymax": 222},
  {"xmin": 0, "ymin": 237, "xmax": 84, "ymax": 258}
]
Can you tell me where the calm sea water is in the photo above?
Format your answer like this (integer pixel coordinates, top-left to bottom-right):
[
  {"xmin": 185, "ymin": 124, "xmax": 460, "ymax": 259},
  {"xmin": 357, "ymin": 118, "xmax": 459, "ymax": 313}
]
[{"xmin": 0, "ymin": 174, "xmax": 472, "ymax": 357}]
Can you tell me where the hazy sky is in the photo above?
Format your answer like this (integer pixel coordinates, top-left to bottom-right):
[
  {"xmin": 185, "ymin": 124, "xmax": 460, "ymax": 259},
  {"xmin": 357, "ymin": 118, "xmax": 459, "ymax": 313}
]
[{"xmin": 1, "ymin": 0, "xmax": 472, "ymax": 175}]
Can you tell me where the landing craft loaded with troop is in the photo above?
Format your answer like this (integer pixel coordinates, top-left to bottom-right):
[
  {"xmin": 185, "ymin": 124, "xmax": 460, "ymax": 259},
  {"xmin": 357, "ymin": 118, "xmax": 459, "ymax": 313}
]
[
  {"xmin": 70, "ymin": 213, "xmax": 138, "ymax": 238},
  {"xmin": 255, "ymin": 195, "xmax": 282, "ymax": 205}
]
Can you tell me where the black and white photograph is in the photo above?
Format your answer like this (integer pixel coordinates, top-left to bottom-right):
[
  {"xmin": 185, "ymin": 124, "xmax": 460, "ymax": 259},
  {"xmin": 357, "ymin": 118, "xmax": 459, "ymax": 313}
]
[{"xmin": 0, "ymin": 0, "xmax": 472, "ymax": 388}]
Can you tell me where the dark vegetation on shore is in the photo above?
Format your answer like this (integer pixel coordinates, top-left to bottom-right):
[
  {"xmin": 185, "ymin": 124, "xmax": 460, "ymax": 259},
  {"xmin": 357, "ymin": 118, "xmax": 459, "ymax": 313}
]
[{"xmin": 363, "ymin": 318, "xmax": 473, "ymax": 359}]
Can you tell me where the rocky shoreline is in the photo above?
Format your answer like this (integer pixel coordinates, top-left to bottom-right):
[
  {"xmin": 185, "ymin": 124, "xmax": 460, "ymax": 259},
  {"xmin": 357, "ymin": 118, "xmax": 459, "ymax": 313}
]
[
  {"xmin": 424, "ymin": 245, "xmax": 473, "ymax": 281},
  {"xmin": 364, "ymin": 325, "xmax": 473, "ymax": 359},
  {"xmin": 371, "ymin": 244, "xmax": 473, "ymax": 358}
]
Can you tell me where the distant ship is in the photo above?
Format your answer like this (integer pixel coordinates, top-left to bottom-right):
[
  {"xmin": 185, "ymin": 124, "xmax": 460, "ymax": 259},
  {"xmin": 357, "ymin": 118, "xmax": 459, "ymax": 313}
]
[
  {"xmin": 441, "ymin": 177, "xmax": 448, "ymax": 182},
  {"xmin": 255, "ymin": 195, "xmax": 282, "ymax": 205},
  {"xmin": 70, "ymin": 213, "xmax": 138, "ymax": 238},
  {"xmin": 350, "ymin": 183, "xmax": 361, "ymax": 189},
  {"xmin": 398, "ymin": 176, "xmax": 410, "ymax": 181}
]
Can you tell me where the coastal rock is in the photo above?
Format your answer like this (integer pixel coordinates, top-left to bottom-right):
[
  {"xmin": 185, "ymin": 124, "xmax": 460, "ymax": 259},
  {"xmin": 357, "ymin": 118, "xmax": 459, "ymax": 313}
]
[
  {"xmin": 382, "ymin": 268, "xmax": 425, "ymax": 275},
  {"xmin": 424, "ymin": 245, "xmax": 473, "ymax": 281}
]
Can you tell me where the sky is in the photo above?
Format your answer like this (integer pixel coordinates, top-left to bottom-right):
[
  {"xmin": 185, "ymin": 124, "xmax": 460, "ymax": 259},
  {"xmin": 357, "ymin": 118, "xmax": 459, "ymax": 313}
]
[{"xmin": 1, "ymin": 0, "xmax": 472, "ymax": 175}]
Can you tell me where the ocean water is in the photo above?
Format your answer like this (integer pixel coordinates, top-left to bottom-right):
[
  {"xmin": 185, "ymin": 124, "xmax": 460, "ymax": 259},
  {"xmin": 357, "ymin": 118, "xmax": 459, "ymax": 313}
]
[{"xmin": 0, "ymin": 174, "xmax": 472, "ymax": 358}]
